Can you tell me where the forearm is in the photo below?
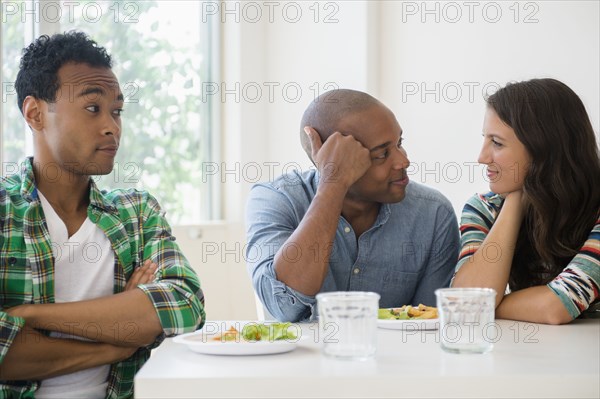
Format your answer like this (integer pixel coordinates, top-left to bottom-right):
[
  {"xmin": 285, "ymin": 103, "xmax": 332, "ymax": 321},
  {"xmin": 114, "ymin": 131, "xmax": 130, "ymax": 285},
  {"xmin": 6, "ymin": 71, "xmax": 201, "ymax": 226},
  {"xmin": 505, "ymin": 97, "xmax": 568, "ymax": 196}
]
[
  {"xmin": 453, "ymin": 195, "xmax": 523, "ymax": 306},
  {"xmin": 0, "ymin": 325, "xmax": 135, "ymax": 380},
  {"xmin": 274, "ymin": 184, "xmax": 347, "ymax": 296},
  {"xmin": 495, "ymin": 286, "xmax": 573, "ymax": 325},
  {"xmin": 15, "ymin": 288, "xmax": 163, "ymax": 347}
]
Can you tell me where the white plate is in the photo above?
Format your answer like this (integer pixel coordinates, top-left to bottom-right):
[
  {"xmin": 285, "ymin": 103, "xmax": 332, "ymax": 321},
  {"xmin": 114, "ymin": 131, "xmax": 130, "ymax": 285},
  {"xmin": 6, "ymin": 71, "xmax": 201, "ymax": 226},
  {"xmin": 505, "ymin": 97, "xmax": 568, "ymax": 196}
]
[
  {"xmin": 173, "ymin": 322, "xmax": 300, "ymax": 356},
  {"xmin": 377, "ymin": 318, "xmax": 439, "ymax": 330}
]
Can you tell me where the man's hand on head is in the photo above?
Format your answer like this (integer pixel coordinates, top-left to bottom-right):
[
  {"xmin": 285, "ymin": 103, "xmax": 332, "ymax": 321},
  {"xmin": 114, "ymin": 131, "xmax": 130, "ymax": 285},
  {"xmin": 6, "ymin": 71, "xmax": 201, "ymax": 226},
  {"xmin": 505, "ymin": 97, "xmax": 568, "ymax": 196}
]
[{"xmin": 304, "ymin": 127, "xmax": 371, "ymax": 191}]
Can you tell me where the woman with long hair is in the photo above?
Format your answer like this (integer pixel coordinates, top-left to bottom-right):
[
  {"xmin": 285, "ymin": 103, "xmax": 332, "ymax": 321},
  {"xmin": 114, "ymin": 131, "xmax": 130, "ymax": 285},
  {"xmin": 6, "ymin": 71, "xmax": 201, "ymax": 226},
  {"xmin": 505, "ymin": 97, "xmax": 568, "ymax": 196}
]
[{"xmin": 452, "ymin": 78, "xmax": 600, "ymax": 324}]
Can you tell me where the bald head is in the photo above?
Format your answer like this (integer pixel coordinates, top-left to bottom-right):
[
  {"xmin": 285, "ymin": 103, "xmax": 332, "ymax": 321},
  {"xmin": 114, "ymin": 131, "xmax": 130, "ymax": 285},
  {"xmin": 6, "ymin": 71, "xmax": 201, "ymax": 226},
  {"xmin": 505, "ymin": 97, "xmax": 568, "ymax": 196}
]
[{"xmin": 300, "ymin": 89, "xmax": 386, "ymax": 161}]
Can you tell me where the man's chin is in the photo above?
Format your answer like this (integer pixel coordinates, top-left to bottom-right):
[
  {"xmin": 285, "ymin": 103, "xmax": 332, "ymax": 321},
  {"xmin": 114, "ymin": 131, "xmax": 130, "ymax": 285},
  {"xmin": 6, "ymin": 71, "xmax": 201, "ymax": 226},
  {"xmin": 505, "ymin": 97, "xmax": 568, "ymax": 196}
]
[
  {"xmin": 72, "ymin": 162, "xmax": 115, "ymax": 176},
  {"xmin": 379, "ymin": 191, "xmax": 406, "ymax": 204},
  {"xmin": 95, "ymin": 169, "xmax": 114, "ymax": 176}
]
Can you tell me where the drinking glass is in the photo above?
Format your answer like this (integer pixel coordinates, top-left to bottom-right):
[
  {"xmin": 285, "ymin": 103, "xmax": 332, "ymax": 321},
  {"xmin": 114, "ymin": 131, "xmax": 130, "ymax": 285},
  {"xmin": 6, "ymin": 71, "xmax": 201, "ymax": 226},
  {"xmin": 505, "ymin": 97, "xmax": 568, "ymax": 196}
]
[
  {"xmin": 316, "ymin": 291, "xmax": 380, "ymax": 360},
  {"xmin": 435, "ymin": 288, "xmax": 497, "ymax": 354}
]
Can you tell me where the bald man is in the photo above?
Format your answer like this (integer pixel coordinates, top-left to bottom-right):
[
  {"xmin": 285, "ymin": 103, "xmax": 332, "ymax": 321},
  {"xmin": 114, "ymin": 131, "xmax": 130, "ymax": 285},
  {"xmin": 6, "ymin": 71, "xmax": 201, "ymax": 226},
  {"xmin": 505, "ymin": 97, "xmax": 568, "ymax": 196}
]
[{"xmin": 245, "ymin": 89, "xmax": 459, "ymax": 322}]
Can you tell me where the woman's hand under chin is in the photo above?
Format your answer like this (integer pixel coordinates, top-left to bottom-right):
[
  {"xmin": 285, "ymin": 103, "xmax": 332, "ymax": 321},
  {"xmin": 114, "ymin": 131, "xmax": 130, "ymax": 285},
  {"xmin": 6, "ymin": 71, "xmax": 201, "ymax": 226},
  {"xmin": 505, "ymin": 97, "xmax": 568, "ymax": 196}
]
[{"xmin": 502, "ymin": 190, "xmax": 528, "ymax": 221}]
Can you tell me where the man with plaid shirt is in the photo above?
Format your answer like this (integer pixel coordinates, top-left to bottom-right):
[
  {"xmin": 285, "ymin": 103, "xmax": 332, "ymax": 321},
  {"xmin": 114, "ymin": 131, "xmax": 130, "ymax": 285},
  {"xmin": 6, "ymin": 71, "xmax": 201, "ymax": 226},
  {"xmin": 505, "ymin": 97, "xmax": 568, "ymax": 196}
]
[{"xmin": 0, "ymin": 32, "xmax": 205, "ymax": 398}]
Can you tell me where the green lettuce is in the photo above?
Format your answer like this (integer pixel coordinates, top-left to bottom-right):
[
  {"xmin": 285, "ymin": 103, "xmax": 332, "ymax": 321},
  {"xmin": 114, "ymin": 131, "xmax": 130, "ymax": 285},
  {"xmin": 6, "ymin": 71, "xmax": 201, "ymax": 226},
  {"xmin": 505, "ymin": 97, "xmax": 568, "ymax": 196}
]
[
  {"xmin": 241, "ymin": 322, "xmax": 298, "ymax": 341},
  {"xmin": 378, "ymin": 308, "xmax": 410, "ymax": 320}
]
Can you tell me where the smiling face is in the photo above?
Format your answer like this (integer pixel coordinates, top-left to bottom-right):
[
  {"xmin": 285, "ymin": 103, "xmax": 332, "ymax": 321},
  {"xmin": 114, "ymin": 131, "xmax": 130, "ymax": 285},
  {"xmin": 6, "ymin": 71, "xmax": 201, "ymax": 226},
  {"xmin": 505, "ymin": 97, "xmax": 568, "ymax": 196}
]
[
  {"xmin": 33, "ymin": 62, "xmax": 123, "ymax": 177},
  {"xmin": 339, "ymin": 105, "xmax": 410, "ymax": 204},
  {"xmin": 479, "ymin": 107, "xmax": 531, "ymax": 195}
]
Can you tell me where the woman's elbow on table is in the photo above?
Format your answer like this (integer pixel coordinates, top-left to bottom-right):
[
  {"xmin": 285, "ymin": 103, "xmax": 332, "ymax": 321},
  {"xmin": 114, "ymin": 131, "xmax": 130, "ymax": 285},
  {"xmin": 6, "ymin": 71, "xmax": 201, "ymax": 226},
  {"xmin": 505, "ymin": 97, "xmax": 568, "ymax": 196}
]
[
  {"xmin": 495, "ymin": 286, "xmax": 576, "ymax": 325},
  {"xmin": 542, "ymin": 308, "xmax": 574, "ymax": 325},
  {"xmin": 538, "ymin": 288, "xmax": 576, "ymax": 325}
]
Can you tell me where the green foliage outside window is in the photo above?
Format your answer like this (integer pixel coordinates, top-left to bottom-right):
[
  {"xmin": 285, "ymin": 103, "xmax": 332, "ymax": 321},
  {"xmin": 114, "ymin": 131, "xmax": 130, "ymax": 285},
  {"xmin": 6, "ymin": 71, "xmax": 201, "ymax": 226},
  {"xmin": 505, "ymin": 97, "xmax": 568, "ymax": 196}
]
[{"xmin": 1, "ymin": 1, "xmax": 212, "ymax": 224}]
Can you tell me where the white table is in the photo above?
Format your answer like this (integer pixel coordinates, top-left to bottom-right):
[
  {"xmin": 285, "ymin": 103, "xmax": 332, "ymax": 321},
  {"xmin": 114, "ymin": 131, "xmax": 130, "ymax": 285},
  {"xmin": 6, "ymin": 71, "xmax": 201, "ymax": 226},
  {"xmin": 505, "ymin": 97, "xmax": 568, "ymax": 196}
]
[{"xmin": 135, "ymin": 319, "xmax": 599, "ymax": 398}]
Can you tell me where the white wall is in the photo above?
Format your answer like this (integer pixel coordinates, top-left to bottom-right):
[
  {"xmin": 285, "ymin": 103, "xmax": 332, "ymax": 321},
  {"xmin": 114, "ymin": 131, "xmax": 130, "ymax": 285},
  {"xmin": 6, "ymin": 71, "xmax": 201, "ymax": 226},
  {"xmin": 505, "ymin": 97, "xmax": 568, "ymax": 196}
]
[
  {"xmin": 378, "ymin": 0, "xmax": 600, "ymax": 215},
  {"xmin": 185, "ymin": 0, "xmax": 599, "ymax": 320},
  {"xmin": 262, "ymin": 1, "xmax": 378, "ymax": 169}
]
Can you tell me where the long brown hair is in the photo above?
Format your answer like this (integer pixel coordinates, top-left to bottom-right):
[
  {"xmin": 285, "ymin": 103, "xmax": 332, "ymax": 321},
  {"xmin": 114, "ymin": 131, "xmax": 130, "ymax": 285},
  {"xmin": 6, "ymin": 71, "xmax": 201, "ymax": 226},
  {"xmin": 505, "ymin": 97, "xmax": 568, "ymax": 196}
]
[{"xmin": 487, "ymin": 79, "xmax": 600, "ymax": 290}]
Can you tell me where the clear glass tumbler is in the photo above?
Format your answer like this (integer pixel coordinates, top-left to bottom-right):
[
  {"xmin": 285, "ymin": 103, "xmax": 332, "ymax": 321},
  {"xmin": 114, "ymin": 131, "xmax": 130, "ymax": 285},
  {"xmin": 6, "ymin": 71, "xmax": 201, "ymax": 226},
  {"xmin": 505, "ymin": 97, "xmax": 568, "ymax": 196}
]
[
  {"xmin": 316, "ymin": 291, "xmax": 380, "ymax": 361},
  {"xmin": 435, "ymin": 287, "xmax": 497, "ymax": 354}
]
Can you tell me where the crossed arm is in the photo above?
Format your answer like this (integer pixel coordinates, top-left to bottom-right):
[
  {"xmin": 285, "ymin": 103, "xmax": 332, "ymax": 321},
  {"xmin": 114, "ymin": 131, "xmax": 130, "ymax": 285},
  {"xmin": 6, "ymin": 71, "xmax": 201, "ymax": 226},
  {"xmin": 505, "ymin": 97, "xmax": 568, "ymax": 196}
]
[
  {"xmin": 0, "ymin": 261, "xmax": 161, "ymax": 380},
  {"xmin": 452, "ymin": 192, "xmax": 573, "ymax": 325}
]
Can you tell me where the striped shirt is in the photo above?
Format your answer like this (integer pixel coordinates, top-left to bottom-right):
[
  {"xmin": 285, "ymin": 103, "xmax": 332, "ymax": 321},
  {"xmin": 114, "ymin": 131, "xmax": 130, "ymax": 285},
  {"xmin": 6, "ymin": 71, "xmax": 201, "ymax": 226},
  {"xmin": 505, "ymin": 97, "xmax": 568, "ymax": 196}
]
[
  {"xmin": 0, "ymin": 158, "xmax": 205, "ymax": 398},
  {"xmin": 456, "ymin": 192, "xmax": 600, "ymax": 318}
]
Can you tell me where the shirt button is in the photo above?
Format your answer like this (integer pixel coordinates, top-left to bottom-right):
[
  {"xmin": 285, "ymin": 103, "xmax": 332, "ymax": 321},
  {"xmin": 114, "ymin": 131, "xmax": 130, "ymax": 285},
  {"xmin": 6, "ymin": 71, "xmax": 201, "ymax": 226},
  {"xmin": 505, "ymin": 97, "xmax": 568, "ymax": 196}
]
[
  {"xmin": 353, "ymin": 268, "xmax": 360, "ymax": 274},
  {"xmin": 344, "ymin": 227, "xmax": 351, "ymax": 233}
]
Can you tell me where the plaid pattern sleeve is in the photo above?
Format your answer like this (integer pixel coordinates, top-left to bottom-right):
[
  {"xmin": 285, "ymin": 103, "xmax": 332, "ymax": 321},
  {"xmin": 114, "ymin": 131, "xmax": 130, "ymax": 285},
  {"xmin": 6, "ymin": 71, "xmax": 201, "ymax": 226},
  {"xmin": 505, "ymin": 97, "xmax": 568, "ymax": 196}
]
[
  {"xmin": 1, "ymin": 158, "xmax": 205, "ymax": 399},
  {"xmin": 0, "ymin": 313, "xmax": 25, "ymax": 364},
  {"xmin": 0, "ymin": 170, "xmax": 28, "ymax": 377},
  {"xmin": 128, "ymin": 191, "xmax": 205, "ymax": 336}
]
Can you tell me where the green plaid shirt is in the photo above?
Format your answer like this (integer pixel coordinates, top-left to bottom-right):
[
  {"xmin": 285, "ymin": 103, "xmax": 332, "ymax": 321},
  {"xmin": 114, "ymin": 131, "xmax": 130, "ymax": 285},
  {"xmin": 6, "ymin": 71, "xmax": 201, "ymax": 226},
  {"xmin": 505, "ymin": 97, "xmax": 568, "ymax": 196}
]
[{"xmin": 0, "ymin": 158, "xmax": 205, "ymax": 398}]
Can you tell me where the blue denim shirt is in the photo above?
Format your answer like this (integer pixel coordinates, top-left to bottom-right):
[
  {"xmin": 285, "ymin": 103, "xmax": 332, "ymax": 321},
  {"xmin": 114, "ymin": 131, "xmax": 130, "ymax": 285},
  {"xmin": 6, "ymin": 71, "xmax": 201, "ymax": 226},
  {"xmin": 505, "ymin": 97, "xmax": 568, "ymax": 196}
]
[{"xmin": 245, "ymin": 169, "xmax": 460, "ymax": 322}]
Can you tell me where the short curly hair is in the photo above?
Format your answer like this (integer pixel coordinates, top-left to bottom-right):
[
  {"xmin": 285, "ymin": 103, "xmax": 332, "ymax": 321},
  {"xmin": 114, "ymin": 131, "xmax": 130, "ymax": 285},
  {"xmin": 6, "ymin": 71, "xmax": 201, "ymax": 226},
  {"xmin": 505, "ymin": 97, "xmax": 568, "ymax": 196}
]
[{"xmin": 15, "ymin": 31, "xmax": 112, "ymax": 114}]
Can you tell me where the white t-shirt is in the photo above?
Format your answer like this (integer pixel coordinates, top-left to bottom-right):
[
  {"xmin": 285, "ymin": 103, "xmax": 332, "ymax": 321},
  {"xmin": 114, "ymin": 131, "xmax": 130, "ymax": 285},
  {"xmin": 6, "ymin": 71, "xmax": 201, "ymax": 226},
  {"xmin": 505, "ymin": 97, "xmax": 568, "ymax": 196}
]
[{"xmin": 36, "ymin": 191, "xmax": 115, "ymax": 399}]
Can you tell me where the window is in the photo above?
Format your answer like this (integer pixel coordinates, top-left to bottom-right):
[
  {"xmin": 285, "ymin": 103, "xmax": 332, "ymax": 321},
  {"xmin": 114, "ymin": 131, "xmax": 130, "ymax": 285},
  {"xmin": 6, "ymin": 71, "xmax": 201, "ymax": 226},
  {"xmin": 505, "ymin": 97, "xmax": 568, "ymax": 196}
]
[
  {"xmin": 1, "ymin": 2, "xmax": 30, "ymax": 166},
  {"xmin": 1, "ymin": 0, "xmax": 219, "ymax": 224}
]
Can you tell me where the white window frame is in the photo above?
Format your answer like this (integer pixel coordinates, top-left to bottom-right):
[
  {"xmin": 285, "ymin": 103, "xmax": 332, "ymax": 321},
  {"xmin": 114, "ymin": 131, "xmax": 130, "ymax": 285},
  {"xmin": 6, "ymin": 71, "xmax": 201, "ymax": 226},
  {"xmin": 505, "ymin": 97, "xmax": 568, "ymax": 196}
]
[{"xmin": 0, "ymin": 0, "xmax": 222, "ymax": 222}]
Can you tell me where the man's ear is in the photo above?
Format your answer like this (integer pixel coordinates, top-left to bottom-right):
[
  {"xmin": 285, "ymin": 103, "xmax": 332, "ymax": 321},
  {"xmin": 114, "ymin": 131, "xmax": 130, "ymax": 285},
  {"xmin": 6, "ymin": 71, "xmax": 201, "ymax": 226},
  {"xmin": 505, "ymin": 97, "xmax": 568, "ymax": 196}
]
[
  {"xmin": 300, "ymin": 126, "xmax": 321, "ymax": 166},
  {"xmin": 22, "ymin": 96, "xmax": 44, "ymax": 131}
]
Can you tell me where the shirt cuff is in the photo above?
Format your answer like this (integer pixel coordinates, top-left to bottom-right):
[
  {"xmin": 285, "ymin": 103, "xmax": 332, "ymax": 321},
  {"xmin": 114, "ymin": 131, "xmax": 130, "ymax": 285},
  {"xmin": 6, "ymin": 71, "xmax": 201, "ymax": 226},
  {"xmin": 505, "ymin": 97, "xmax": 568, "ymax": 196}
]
[
  {"xmin": 546, "ymin": 282, "xmax": 581, "ymax": 319},
  {"xmin": 136, "ymin": 281, "xmax": 205, "ymax": 336},
  {"xmin": 268, "ymin": 277, "xmax": 318, "ymax": 322},
  {"xmin": 0, "ymin": 312, "xmax": 25, "ymax": 363}
]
